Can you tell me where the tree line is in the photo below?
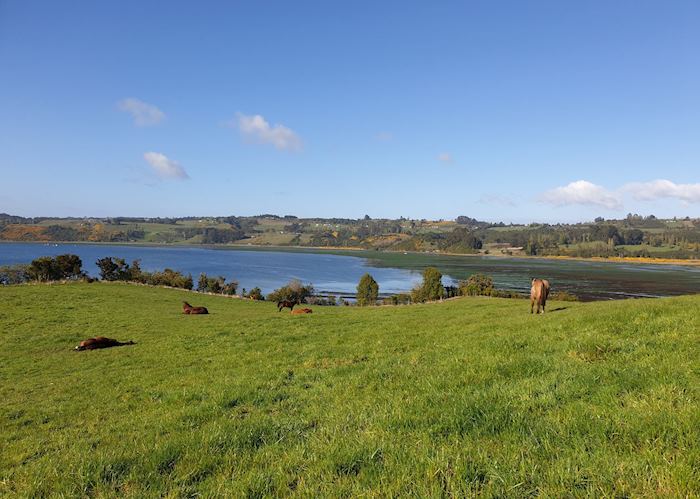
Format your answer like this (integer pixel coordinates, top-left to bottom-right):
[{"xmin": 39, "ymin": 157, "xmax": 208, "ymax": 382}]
[{"xmin": 2, "ymin": 254, "xmax": 576, "ymax": 304}]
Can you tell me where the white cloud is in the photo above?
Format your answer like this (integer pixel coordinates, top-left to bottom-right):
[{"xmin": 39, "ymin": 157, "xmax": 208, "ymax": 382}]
[
  {"xmin": 437, "ymin": 152, "xmax": 453, "ymax": 163},
  {"xmin": 143, "ymin": 152, "xmax": 189, "ymax": 180},
  {"xmin": 118, "ymin": 98, "xmax": 165, "ymax": 126},
  {"xmin": 623, "ymin": 179, "xmax": 700, "ymax": 203},
  {"xmin": 235, "ymin": 113, "xmax": 302, "ymax": 151},
  {"xmin": 539, "ymin": 180, "xmax": 622, "ymax": 210}
]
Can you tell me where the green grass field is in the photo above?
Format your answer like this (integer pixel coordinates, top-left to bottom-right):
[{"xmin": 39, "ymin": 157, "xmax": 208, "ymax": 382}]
[{"xmin": 1, "ymin": 283, "xmax": 699, "ymax": 497}]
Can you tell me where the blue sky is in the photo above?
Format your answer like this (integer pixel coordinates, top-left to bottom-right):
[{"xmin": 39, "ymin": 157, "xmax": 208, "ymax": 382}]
[{"xmin": 1, "ymin": 1, "xmax": 699, "ymax": 222}]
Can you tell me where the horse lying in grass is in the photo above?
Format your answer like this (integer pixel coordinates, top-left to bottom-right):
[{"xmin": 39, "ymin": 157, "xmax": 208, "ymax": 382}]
[
  {"xmin": 530, "ymin": 278, "xmax": 551, "ymax": 314},
  {"xmin": 290, "ymin": 308, "xmax": 312, "ymax": 315},
  {"xmin": 183, "ymin": 301, "xmax": 208, "ymax": 314},
  {"xmin": 277, "ymin": 300, "xmax": 298, "ymax": 312},
  {"xmin": 75, "ymin": 337, "xmax": 135, "ymax": 351}
]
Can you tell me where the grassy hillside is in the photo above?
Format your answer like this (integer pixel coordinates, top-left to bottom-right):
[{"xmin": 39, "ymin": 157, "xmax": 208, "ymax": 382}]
[
  {"xmin": 1, "ymin": 283, "xmax": 698, "ymax": 497},
  {"xmin": 3, "ymin": 213, "xmax": 699, "ymax": 260}
]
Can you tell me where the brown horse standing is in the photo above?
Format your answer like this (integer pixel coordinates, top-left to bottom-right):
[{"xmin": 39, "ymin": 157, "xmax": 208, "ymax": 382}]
[
  {"xmin": 183, "ymin": 301, "xmax": 209, "ymax": 314},
  {"xmin": 75, "ymin": 337, "xmax": 135, "ymax": 351},
  {"xmin": 530, "ymin": 278, "xmax": 550, "ymax": 314},
  {"xmin": 277, "ymin": 300, "xmax": 297, "ymax": 312}
]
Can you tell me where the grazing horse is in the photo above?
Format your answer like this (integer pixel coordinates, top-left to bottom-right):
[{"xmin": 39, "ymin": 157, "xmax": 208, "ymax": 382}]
[
  {"xmin": 277, "ymin": 300, "xmax": 298, "ymax": 312},
  {"xmin": 183, "ymin": 301, "xmax": 209, "ymax": 314},
  {"xmin": 530, "ymin": 278, "xmax": 551, "ymax": 314},
  {"xmin": 290, "ymin": 308, "xmax": 313, "ymax": 315},
  {"xmin": 75, "ymin": 336, "xmax": 135, "ymax": 351}
]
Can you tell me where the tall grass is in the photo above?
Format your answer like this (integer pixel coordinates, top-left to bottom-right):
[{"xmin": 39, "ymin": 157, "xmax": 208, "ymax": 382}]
[{"xmin": 1, "ymin": 282, "xmax": 698, "ymax": 496}]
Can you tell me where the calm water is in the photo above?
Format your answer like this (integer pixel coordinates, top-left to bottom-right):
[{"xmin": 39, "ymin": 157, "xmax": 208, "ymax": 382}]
[
  {"xmin": 0, "ymin": 243, "xmax": 424, "ymax": 297},
  {"xmin": 1, "ymin": 242, "xmax": 699, "ymax": 300}
]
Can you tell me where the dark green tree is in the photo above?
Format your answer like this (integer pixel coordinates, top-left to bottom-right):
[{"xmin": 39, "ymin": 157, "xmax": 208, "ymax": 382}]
[
  {"xmin": 623, "ymin": 229, "xmax": 644, "ymax": 245},
  {"xmin": 411, "ymin": 267, "xmax": 444, "ymax": 302},
  {"xmin": 54, "ymin": 254, "xmax": 83, "ymax": 279},
  {"xmin": 356, "ymin": 273, "xmax": 379, "ymax": 306},
  {"xmin": 27, "ymin": 256, "xmax": 58, "ymax": 281},
  {"xmin": 28, "ymin": 254, "xmax": 83, "ymax": 281},
  {"xmin": 96, "ymin": 257, "xmax": 130, "ymax": 281}
]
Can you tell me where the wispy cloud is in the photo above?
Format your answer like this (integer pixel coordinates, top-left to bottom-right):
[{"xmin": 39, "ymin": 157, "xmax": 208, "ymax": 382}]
[
  {"xmin": 623, "ymin": 179, "xmax": 700, "ymax": 203},
  {"xmin": 234, "ymin": 113, "xmax": 302, "ymax": 152},
  {"xmin": 437, "ymin": 152, "xmax": 453, "ymax": 163},
  {"xmin": 143, "ymin": 152, "xmax": 189, "ymax": 180},
  {"xmin": 539, "ymin": 180, "xmax": 622, "ymax": 210},
  {"xmin": 118, "ymin": 98, "xmax": 165, "ymax": 126}
]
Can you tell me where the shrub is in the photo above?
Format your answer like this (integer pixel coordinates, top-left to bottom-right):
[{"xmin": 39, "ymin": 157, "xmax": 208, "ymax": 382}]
[
  {"xmin": 129, "ymin": 260, "xmax": 143, "ymax": 280},
  {"xmin": 27, "ymin": 254, "xmax": 84, "ymax": 282},
  {"xmin": 267, "ymin": 279, "xmax": 314, "ymax": 304},
  {"xmin": 549, "ymin": 290, "xmax": 579, "ymax": 302},
  {"xmin": 411, "ymin": 267, "xmax": 444, "ymax": 303},
  {"xmin": 356, "ymin": 273, "xmax": 379, "ymax": 306},
  {"xmin": 138, "ymin": 268, "xmax": 193, "ymax": 289},
  {"xmin": 308, "ymin": 295, "xmax": 337, "ymax": 306},
  {"xmin": 221, "ymin": 281, "xmax": 238, "ymax": 295},
  {"xmin": 247, "ymin": 287, "xmax": 264, "ymax": 300},
  {"xmin": 197, "ymin": 273, "xmax": 210, "ymax": 292},
  {"xmin": 197, "ymin": 273, "xmax": 239, "ymax": 295},
  {"xmin": 489, "ymin": 289, "xmax": 526, "ymax": 299},
  {"xmin": 459, "ymin": 274, "xmax": 494, "ymax": 296},
  {"xmin": 55, "ymin": 254, "xmax": 83, "ymax": 278},
  {"xmin": 383, "ymin": 293, "xmax": 411, "ymax": 305},
  {"xmin": 96, "ymin": 257, "xmax": 144, "ymax": 282},
  {"xmin": 96, "ymin": 257, "xmax": 131, "ymax": 281},
  {"xmin": 0, "ymin": 264, "xmax": 29, "ymax": 285}
]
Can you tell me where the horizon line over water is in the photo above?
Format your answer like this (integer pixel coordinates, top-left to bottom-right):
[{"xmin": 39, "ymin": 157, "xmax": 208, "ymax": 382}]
[{"xmin": 1, "ymin": 242, "xmax": 699, "ymax": 300}]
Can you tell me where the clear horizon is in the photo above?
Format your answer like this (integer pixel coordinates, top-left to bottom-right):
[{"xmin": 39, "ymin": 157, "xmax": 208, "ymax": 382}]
[{"xmin": 1, "ymin": 1, "xmax": 699, "ymax": 223}]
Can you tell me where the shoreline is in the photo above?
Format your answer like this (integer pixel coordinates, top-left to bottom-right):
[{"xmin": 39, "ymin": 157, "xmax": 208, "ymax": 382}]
[{"xmin": 2, "ymin": 240, "xmax": 700, "ymax": 267}]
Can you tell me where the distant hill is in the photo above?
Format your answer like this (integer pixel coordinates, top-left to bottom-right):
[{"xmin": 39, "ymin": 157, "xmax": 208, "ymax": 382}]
[{"xmin": 1, "ymin": 213, "xmax": 699, "ymax": 259}]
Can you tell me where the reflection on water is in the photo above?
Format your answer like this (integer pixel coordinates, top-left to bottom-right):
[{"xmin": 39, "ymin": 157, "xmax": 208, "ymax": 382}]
[{"xmin": 1, "ymin": 243, "xmax": 698, "ymax": 300}]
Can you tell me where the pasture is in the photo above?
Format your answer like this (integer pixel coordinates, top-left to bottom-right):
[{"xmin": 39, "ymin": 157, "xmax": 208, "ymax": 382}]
[{"xmin": 1, "ymin": 283, "xmax": 698, "ymax": 496}]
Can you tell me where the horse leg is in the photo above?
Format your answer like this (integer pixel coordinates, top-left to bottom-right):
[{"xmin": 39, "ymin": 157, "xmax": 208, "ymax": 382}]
[{"xmin": 530, "ymin": 297, "xmax": 534, "ymax": 314}]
